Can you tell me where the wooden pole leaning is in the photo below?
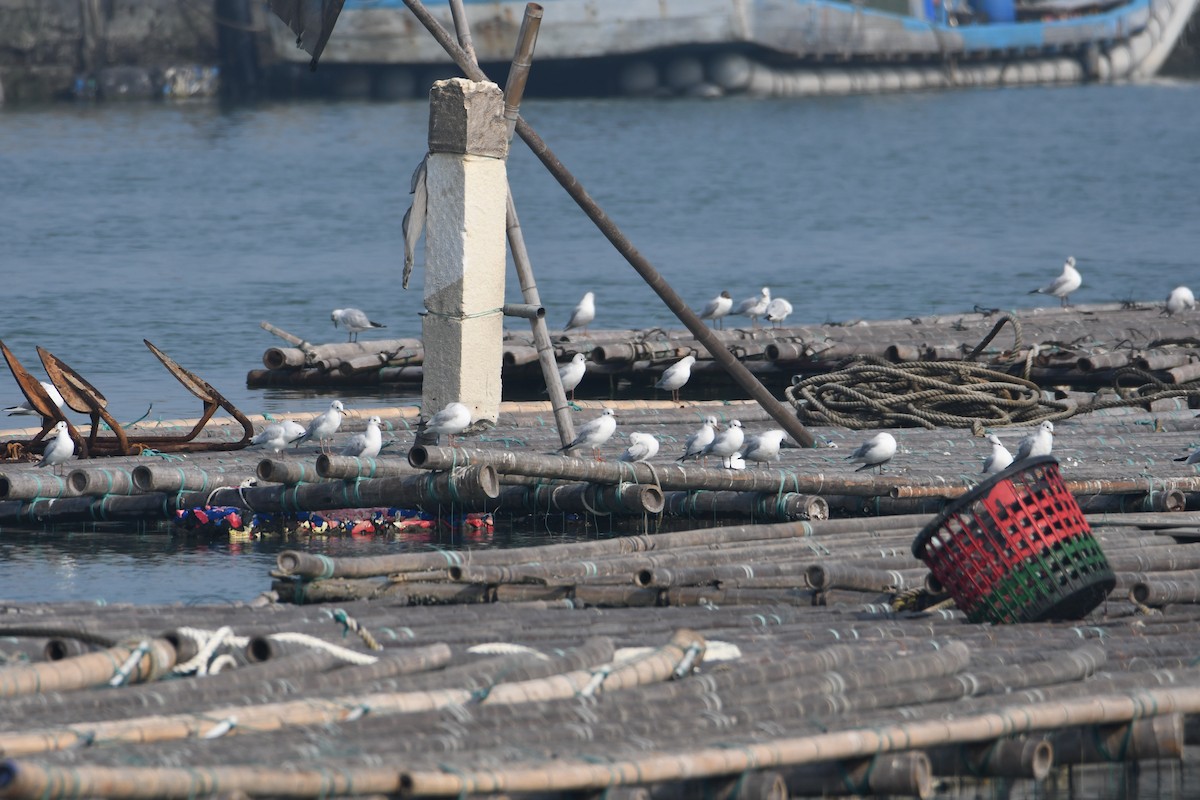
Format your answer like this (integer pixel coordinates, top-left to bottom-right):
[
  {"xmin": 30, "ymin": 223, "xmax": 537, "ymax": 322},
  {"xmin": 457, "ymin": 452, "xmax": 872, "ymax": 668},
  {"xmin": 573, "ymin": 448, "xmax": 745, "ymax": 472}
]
[{"xmin": 400, "ymin": 0, "xmax": 814, "ymax": 449}]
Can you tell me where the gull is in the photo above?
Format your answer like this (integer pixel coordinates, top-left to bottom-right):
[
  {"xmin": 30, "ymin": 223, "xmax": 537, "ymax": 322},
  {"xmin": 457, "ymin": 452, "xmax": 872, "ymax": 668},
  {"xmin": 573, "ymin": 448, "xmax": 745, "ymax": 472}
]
[
  {"xmin": 4, "ymin": 381, "xmax": 65, "ymax": 417},
  {"xmin": 421, "ymin": 402, "xmax": 472, "ymax": 446},
  {"xmin": 1165, "ymin": 286, "xmax": 1196, "ymax": 317},
  {"xmin": 331, "ymin": 308, "xmax": 386, "ymax": 343},
  {"xmin": 1029, "ymin": 256, "xmax": 1081, "ymax": 308},
  {"xmin": 741, "ymin": 429, "xmax": 787, "ymax": 465},
  {"xmin": 37, "ymin": 421, "xmax": 74, "ymax": 475},
  {"xmin": 982, "ymin": 433, "xmax": 1014, "ymax": 474},
  {"xmin": 679, "ymin": 416, "xmax": 719, "ymax": 463},
  {"xmin": 725, "ymin": 452, "xmax": 746, "ymax": 470},
  {"xmin": 765, "ymin": 297, "xmax": 793, "ymax": 328},
  {"xmin": 655, "ymin": 355, "xmax": 696, "ymax": 403},
  {"xmin": 1174, "ymin": 447, "xmax": 1200, "ymax": 466},
  {"xmin": 1014, "ymin": 420, "xmax": 1055, "ymax": 462},
  {"xmin": 847, "ymin": 432, "xmax": 897, "ymax": 473},
  {"xmin": 291, "ymin": 400, "xmax": 346, "ymax": 453},
  {"xmin": 250, "ymin": 420, "xmax": 307, "ymax": 454},
  {"xmin": 340, "ymin": 415, "xmax": 383, "ymax": 459},
  {"xmin": 698, "ymin": 291, "xmax": 733, "ymax": 329},
  {"xmin": 564, "ymin": 292, "xmax": 596, "ymax": 335},
  {"xmin": 697, "ymin": 419, "xmax": 744, "ymax": 467},
  {"xmin": 734, "ymin": 287, "xmax": 771, "ymax": 328},
  {"xmin": 557, "ymin": 408, "xmax": 616, "ymax": 460},
  {"xmin": 557, "ymin": 353, "xmax": 587, "ymax": 401},
  {"xmin": 619, "ymin": 432, "xmax": 660, "ymax": 463}
]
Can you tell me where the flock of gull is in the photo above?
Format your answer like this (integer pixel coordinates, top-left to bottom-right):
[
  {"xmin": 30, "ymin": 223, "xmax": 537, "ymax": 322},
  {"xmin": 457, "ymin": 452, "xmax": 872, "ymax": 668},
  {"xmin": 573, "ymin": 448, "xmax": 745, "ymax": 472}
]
[{"xmin": 6, "ymin": 256, "xmax": 1196, "ymax": 476}]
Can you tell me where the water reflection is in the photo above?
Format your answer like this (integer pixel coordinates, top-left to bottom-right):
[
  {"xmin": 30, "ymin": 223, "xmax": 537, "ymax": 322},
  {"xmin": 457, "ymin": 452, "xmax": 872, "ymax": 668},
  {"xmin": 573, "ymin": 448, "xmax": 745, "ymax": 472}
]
[{"xmin": 0, "ymin": 517, "xmax": 603, "ymax": 605}]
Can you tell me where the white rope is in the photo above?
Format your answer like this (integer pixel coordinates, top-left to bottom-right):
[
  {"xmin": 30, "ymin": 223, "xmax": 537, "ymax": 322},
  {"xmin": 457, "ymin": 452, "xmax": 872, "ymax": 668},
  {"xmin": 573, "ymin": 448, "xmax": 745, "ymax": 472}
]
[
  {"xmin": 171, "ymin": 626, "xmax": 250, "ymax": 676},
  {"xmin": 266, "ymin": 632, "xmax": 380, "ymax": 665},
  {"xmin": 207, "ymin": 654, "xmax": 238, "ymax": 675}
]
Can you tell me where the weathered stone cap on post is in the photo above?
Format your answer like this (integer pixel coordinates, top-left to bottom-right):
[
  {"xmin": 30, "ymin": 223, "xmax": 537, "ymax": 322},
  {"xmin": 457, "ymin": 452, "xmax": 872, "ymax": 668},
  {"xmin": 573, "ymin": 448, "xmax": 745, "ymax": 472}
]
[{"xmin": 428, "ymin": 78, "xmax": 508, "ymax": 159}]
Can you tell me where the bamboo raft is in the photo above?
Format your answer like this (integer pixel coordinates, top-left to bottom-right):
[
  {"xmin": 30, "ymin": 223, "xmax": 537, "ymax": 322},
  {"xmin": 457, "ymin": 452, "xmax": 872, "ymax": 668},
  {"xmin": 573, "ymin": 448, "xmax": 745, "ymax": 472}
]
[
  {"xmin": 248, "ymin": 303, "xmax": 1200, "ymax": 399},
  {"xmin": 5, "ymin": 505, "xmax": 1200, "ymax": 799},
  {"xmin": 3, "ymin": 403, "xmax": 1200, "ymax": 796},
  {"xmin": 1, "ymin": 387, "xmax": 1199, "ymax": 531},
  {"xmin": 4, "ymin": 300, "xmax": 1200, "ymax": 796}
]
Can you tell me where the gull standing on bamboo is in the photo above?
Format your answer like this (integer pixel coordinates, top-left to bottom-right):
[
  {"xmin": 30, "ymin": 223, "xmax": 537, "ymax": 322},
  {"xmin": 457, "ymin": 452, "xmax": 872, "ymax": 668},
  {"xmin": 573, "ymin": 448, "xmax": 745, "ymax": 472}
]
[
  {"xmin": 4, "ymin": 381, "xmax": 65, "ymax": 416},
  {"xmin": 557, "ymin": 408, "xmax": 616, "ymax": 460},
  {"xmin": 556, "ymin": 353, "xmax": 587, "ymax": 401},
  {"xmin": 741, "ymin": 429, "xmax": 787, "ymax": 465},
  {"xmin": 331, "ymin": 308, "xmax": 386, "ymax": 343},
  {"xmin": 563, "ymin": 292, "xmax": 596, "ymax": 335},
  {"xmin": 619, "ymin": 432, "xmax": 660, "ymax": 463},
  {"xmin": 847, "ymin": 432, "xmax": 897, "ymax": 473},
  {"xmin": 726, "ymin": 452, "xmax": 746, "ymax": 470},
  {"xmin": 982, "ymin": 433, "xmax": 1014, "ymax": 474},
  {"xmin": 37, "ymin": 421, "xmax": 74, "ymax": 475},
  {"xmin": 340, "ymin": 416, "xmax": 384, "ymax": 459},
  {"xmin": 421, "ymin": 402, "xmax": 472, "ymax": 446},
  {"xmin": 250, "ymin": 420, "xmax": 307, "ymax": 454},
  {"xmin": 698, "ymin": 291, "xmax": 733, "ymax": 329},
  {"xmin": 695, "ymin": 419, "xmax": 744, "ymax": 468},
  {"xmin": 679, "ymin": 416, "xmax": 719, "ymax": 464},
  {"xmin": 1165, "ymin": 286, "xmax": 1195, "ymax": 317},
  {"xmin": 1029, "ymin": 256, "xmax": 1081, "ymax": 308},
  {"xmin": 1014, "ymin": 420, "xmax": 1054, "ymax": 462},
  {"xmin": 291, "ymin": 400, "xmax": 346, "ymax": 453},
  {"xmin": 655, "ymin": 355, "xmax": 696, "ymax": 403},
  {"xmin": 765, "ymin": 297, "xmax": 793, "ymax": 328},
  {"xmin": 734, "ymin": 287, "xmax": 771, "ymax": 328}
]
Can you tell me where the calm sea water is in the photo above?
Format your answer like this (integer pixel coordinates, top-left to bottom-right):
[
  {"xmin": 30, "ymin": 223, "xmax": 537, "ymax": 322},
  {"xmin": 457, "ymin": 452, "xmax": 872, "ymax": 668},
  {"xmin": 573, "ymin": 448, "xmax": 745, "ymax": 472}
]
[{"xmin": 2, "ymin": 80, "xmax": 1199, "ymax": 603}]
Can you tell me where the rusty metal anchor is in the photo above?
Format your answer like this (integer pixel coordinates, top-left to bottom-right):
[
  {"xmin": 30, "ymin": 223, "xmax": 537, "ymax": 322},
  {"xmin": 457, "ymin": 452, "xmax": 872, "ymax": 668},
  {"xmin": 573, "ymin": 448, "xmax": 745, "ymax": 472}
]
[{"xmin": 1, "ymin": 339, "xmax": 254, "ymax": 459}]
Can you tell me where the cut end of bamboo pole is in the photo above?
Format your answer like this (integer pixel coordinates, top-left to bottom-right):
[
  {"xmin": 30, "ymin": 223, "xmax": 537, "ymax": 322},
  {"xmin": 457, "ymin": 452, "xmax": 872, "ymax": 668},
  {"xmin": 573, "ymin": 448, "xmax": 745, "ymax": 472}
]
[{"xmin": 408, "ymin": 445, "xmax": 433, "ymax": 469}]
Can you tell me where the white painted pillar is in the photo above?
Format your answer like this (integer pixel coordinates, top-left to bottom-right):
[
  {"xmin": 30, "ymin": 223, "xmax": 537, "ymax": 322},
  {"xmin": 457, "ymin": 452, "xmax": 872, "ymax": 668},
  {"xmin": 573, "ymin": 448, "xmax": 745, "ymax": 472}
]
[{"xmin": 421, "ymin": 78, "xmax": 508, "ymax": 426}]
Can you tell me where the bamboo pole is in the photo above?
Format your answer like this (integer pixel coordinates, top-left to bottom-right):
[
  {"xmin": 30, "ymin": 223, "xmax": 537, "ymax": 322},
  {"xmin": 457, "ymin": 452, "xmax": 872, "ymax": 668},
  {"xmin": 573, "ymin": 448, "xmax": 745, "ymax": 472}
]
[
  {"xmin": 66, "ymin": 467, "xmax": 139, "ymax": 497},
  {"xmin": 662, "ymin": 491, "xmax": 828, "ymax": 522},
  {"xmin": 276, "ymin": 514, "xmax": 934, "ymax": 579},
  {"xmin": 0, "ymin": 762, "xmax": 405, "ymax": 800},
  {"xmin": 781, "ymin": 752, "xmax": 933, "ymax": 798},
  {"xmin": 256, "ymin": 458, "xmax": 322, "ymax": 485},
  {"xmin": 925, "ymin": 736, "xmax": 1053, "ymax": 779},
  {"xmin": 131, "ymin": 464, "xmax": 254, "ymax": 493},
  {"xmin": 398, "ymin": 0, "xmax": 815, "ymax": 449},
  {"xmin": 398, "ymin": 686, "xmax": 1200, "ymax": 796},
  {"xmin": 410, "ymin": 446, "xmax": 909, "ymax": 496},
  {"xmin": 259, "ymin": 320, "xmax": 310, "ymax": 348},
  {"xmin": 0, "ymin": 472, "xmax": 73, "ymax": 501},
  {"xmin": 496, "ymin": 482, "xmax": 664, "ymax": 516},
  {"xmin": 1130, "ymin": 578, "xmax": 1200, "ymax": 606},
  {"xmin": 261, "ymin": 337, "xmax": 422, "ymax": 370},
  {"xmin": 315, "ymin": 455, "xmax": 417, "ymax": 481},
  {"xmin": 1049, "ymin": 714, "xmax": 1184, "ymax": 762},
  {"xmin": 0, "ymin": 638, "xmax": 175, "ymax": 698}
]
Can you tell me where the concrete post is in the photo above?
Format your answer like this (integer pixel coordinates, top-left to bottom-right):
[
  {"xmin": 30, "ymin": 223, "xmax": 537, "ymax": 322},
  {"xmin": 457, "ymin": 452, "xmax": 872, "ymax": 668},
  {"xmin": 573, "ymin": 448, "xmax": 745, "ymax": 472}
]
[{"xmin": 421, "ymin": 78, "xmax": 508, "ymax": 426}]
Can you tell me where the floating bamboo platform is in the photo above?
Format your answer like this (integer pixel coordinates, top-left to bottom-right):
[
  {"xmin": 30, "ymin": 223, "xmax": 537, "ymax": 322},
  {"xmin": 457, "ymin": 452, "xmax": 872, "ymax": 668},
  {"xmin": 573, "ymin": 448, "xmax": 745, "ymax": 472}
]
[
  {"xmin": 5, "ymin": 505, "xmax": 1200, "ymax": 799},
  {"xmin": 5, "ymin": 303, "xmax": 1200, "ymax": 796},
  {"xmin": 1, "ymin": 385, "xmax": 1199, "ymax": 532},
  {"xmin": 248, "ymin": 303, "xmax": 1200, "ymax": 401}
]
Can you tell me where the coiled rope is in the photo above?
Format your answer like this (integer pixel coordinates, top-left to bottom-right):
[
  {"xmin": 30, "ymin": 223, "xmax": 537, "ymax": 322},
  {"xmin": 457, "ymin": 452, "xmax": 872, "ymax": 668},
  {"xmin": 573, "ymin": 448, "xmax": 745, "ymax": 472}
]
[{"xmin": 786, "ymin": 356, "xmax": 1200, "ymax": 431}]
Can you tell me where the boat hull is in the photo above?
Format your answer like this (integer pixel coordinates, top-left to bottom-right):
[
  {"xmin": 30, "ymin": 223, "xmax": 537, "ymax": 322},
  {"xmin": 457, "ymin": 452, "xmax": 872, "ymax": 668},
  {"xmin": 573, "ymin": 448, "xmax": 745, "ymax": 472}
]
[{"xmin": 262, "ymin": 0, "xmax": 1197, "ymax": 96}]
